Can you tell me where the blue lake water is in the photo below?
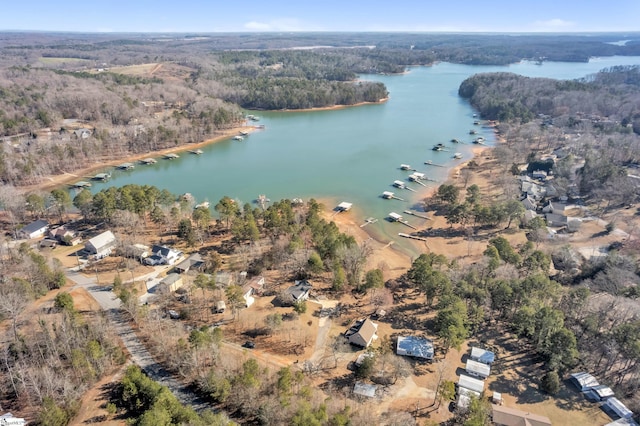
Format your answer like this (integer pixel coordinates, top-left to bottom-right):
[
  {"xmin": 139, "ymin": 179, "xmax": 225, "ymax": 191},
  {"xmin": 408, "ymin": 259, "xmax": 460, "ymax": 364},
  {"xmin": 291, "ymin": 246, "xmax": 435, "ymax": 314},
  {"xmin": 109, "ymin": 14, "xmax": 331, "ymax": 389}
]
[{"xmin": 85, "ymin": 56, "xmax": 640, "ymax": 252}]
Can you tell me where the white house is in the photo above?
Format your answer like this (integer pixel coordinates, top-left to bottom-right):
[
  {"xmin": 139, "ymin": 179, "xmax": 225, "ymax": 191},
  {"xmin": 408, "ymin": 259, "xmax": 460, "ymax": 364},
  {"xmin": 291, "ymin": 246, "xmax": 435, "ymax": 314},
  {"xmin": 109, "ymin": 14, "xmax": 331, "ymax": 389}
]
[
  {"xmin": 18, "ymin": 219, "xmax": 49, "ymax": 239},
  {"xmin": 145, "ymin": 245, "xmax": 181, "ymax": 266},
  {"xmin": 85, "ymin": 230, "xmax": 116, "ymax": 259},
  {"xmin": 242, "ymin": 284, "xmax": 255, "ymax": 308},
  {"xmin": 345, "ymin": 318, "xmax": 378, "ymax": 348}
]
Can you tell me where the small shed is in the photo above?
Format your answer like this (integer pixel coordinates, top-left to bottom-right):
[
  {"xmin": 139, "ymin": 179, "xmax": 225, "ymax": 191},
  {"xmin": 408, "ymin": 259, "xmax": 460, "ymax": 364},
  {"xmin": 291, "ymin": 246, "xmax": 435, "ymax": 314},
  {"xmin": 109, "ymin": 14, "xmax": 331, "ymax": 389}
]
[
  {"xmin": 396, "ymin": 336, "xmax": 434, "ymax": 360},
  {"xmin": 605, "ymin": 418, "xmax": 640, "ymax": 426},
  {"xmin": 465, "ymin": 359, "xmax": 491, "ymax": 379},
  {"xmin": 570, "ymin": 372, "xmax": 599, "ymax": 392},
  {"xmin": 354, "ymin": 352, "xmax": 374, "ymax": 367},
  {"xmin": 492, "ymin": 391, "xmax": 503, "ymax": 405},
  {"xmin": 353, "ymin": 382, "xmax": 377, "ymax": 398},
  {"xmin": 458, "ymin": 374, "xmax": 485, "ymax": 394},
  {"xmin": 603, "ymin": 397, "xmax": 634, "ymax": 420},
  {"xmin": 470, "ymin": 347, "xmax": 496, "ymax": 364},
  {"xmin": 214, "ymin": 300, "xmax": 226, "ymax": 314}
]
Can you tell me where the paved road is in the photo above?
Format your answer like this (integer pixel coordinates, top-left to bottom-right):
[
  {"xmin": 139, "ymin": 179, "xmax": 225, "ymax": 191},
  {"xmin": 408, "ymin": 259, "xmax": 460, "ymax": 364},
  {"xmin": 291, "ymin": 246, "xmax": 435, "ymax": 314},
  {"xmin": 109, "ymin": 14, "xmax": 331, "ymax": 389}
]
[{"xmin": 66, "ymin": 270, "xmax": 211, "ymax": 411}]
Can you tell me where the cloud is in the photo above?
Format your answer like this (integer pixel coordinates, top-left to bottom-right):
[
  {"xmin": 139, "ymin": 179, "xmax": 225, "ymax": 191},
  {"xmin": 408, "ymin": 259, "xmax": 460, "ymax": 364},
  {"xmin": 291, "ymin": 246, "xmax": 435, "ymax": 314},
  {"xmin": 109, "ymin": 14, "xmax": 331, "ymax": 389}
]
[{"xmin": 532, "ymin": 18, "xmax": 575, "ymax": 30}]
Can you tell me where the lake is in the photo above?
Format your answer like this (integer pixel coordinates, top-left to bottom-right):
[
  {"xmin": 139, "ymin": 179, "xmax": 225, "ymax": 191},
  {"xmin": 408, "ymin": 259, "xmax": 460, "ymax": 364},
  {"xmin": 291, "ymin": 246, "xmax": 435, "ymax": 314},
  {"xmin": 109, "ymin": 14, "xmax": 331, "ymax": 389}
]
[{"xmin": 86, "ymin": 56, "xmax": 640, "ymax": 253}]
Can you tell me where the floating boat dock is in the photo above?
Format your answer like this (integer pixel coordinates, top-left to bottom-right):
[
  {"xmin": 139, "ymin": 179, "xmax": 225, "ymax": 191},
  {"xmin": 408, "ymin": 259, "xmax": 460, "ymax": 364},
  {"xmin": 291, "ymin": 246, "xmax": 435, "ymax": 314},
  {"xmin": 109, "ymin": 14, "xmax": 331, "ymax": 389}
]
[
  {"xmin": 382, "ymin": 191, "xmax": 404, "ymax": 201},
  {"xmin": 424, "ymin": 160, "xmax": 445, "ymax": 167},
  {"xmin": 189, "ymin": 149, "xmax": 203, "ymax": 155},
  {"xmin": 388, "ymin": 212, "xmax": 417, "ymax": 230},
  {"xmin": 71, "ymin": 181, "xmax": 92, "ymax": 188},
  {"xmin": 360, "ymin": 217, "xmax": 378, "ymax": 228},
  {"xmin": 140, "ymin": 158, "xmax": 157, "ymax": 165},
  {"xmin": 400, "ymin": 164, "xmax": 413, "ymax": 171},
  {"xmin": 233, "ymin": 135, "xmax": 244, "ymax": 141},
  {"xmin": 393, "ymin": 180, "xmax": 417, "ymax": 192},
  {"xmin": 116, "ymin": 162, "xmax": 135, "ymax": 170},
  {"xmin": 163, "ymin": 153, "xmax": 179, "ymax": 160},
  {"xmin": 398, "ymin": 232, "xmax": 428, "ymax": 241},
  {"xmin": 332, "ymin": 201, "xmax": 353, "ymax": 217},
  {"xmin": 403, "ymin": 210, "xmax": 430, "ymax": 220},
  {"xmin": 408, "ymin": 173, "xmax": 427, "ymax": 187},
  {"xmin": 453, "ymin": 152, "xmax": 463, "ymax": 159},
  {"xmin": 92, "ymin": 173, "xmax": 110, "ymax": 181}
]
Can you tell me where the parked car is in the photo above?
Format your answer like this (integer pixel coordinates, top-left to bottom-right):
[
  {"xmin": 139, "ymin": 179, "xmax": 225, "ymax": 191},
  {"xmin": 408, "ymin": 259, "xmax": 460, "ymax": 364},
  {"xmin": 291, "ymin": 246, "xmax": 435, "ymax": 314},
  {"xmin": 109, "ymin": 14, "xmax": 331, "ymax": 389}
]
[
  {"xmin": 168, "ymin": 310, "xmax": 180, "ymax": 320},
  {"xmin": 242, "ymin": 341, "xmax": 255, "ymax": 349}
]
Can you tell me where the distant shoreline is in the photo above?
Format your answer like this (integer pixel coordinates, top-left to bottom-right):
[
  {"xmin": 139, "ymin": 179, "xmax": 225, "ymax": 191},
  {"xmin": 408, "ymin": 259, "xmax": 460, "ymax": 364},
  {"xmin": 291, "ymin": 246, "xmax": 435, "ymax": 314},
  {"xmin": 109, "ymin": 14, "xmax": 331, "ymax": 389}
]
[
  {"xmin": 273, "ymin": 97, "xmax": 389, "ymax": 113},
  {"xmin": 23, "ymin": 125, "xmax": 260, "ymax": 193}
]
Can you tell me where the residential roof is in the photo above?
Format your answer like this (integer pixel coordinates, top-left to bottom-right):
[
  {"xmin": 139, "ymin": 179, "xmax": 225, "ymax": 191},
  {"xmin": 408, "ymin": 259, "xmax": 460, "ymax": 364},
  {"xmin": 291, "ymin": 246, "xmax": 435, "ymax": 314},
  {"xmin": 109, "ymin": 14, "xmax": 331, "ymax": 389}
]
[
  {"xmin": 545, "ymin": 212, "xmax": 568, "ymax": 226},
  {"xmin": 285, "ymin": 280, "xmax": 313, "ymax": 300},
  {"xmin": 465, "ymin": 359, "xmax": 491, "ymax": 378},
  {"xmin": 21, "ymin": 219, "xmax": 48, "ymax": 235},
  {"xmin": 604, "ymin": 397, "xmax": 634, "ymax": 420},
  {"xmin": 589, "ymin": 384, "xmax": 615, "ymax": 400},
  {"xmin": 570, "ymin": 372, "xmax": 599, "ymax": 391},
  {"xmin": 470, "ymin": 347, "xmax": 496, "ymax": 364},
  {"xmin": 151, "ymin": 245, "xmax": 179, "ymax": 257},
  {"xmin": 491, "ymin": 404, "xmax": 552, "ymax": 426},
  {"xmin": 247, "ymin": 276, "xmax": 265, "ymax": 291},
  {"xmin": 161, "ymin": 273, "xmax": 182, "ymax": 286},
  {"xmin": 347, "ymin": 318, "xmax": 378, "ymax": 347},
  {"xmin": 353, "ymin": 382, "xmax": 377, "ymax": 398},
  {"xmin": 457, "ymin": 386, "xmax": 481, "ymax": 409},
  {"xmin": 87, "ymin": 230, "xmax": 116, "ymax": 250},
  {"xmin": 396, "ymin": 336, "xmax": 434, "ymax": 359},
  {"xmin": 606, "ymin": 418, "xmax": 639, "ymax": 426},
  {"xmin": 174, "ymin": 253, "xmax": 203, "ymax": 272},
  {"xmin": 458, "ymin": 374, "xmax": 485, "ymax": 394}
]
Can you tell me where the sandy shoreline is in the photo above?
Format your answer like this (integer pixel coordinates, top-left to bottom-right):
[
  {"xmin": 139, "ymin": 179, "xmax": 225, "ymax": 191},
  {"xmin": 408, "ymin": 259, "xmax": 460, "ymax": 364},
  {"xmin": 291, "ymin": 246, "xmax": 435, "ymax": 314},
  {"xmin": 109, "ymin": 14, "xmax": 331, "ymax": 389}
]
[
  {"xmin": 25, "ymin": 125, "xmax": 260, "ymax": 193},
  {"xmin": 325, "ymin": 144, "xmax": 493, "ymax": 277}
]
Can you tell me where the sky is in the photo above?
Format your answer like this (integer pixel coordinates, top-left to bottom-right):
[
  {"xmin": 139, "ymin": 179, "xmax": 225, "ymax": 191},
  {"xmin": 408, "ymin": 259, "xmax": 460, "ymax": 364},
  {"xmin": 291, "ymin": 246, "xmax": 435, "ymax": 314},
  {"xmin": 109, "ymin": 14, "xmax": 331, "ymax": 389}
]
[{"xmin": 1, "ymin": 0, "xmax": 639, "ymax": 33}]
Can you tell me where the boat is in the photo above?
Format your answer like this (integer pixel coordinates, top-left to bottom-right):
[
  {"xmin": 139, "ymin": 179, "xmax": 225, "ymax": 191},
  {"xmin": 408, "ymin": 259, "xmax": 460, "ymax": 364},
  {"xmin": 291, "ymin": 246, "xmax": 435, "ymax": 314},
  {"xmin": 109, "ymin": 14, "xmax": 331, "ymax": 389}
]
[
  {"xmin": 400, "ymin": 164, "xmax": 413, "ymax": 170},
  {"xmin": 473, "ymin": 120, "xmax": 480, "ymax": 125},
  {"xmin": 239, "ymin": 131, "xmax": 249, "ymax": 136},
  {"xmin": 432, "ymin": 143, "xmax": 446, "ymax": 151},
  {"xmin": 451, "ymin": 138, "xmax": 461, "ymax": 143},
  {"xmin": 453, "ymin": 152, "xmax": 463, "ymax": 159},
  {"xmin": 233, "ymin": 135, "xmax": 244, "ymax": 141},
  {"xmin": 246, "ymin": 114, "xmax": 260, "ymax": 122},
  {"xmin": 163, "ymin": 153, "xmax": 179, "ymax": 160},
  {"xmin": 469, "ymin": 129, "xmax": 477, "ymax": 135},
  {"xmin": 189, "ymin": 149, "xmax": 204, "ymax": 155},
  {"xmin": 116, "ymin": 162, "xmax": 135, "ymax": 170},
  {"xmin": 472, "ymin": 113, "xmax": 478, "ymax": 118},
  {"xmin": 140, "ymin": 158, "xmax": 157, "ymax": 165}
]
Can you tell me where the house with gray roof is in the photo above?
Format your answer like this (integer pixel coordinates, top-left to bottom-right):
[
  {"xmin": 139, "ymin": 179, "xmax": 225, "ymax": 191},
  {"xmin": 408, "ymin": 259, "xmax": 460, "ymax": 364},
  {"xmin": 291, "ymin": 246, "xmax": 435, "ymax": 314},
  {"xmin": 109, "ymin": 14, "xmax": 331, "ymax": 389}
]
[
  {"xmin": 18, "ymin": 220, "xmax": 49, "ymax": 239},
  {"xmin": 284, "ymin": 280, "xmax": 312, "ymax": 303},
  {"xmin": 396, "ymin": 336, "xmax": 434, "ymax": 360}
]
